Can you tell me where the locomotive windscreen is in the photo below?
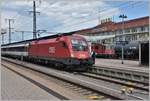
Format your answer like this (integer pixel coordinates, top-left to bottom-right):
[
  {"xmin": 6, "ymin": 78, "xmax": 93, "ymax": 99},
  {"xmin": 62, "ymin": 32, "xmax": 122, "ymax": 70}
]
[{"xmin": 71, "ymin": 39, "xmax": 88, "ymax": 51}]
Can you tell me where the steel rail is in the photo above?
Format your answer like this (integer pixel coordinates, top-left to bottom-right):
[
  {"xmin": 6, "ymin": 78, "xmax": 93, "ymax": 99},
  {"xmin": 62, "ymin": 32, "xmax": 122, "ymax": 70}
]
[
  {"xmin": 80, "ymin": 73, "xmax": 149, "ymax": 91},
  {"xmin": 1, "ymin": 63, "xmax": 69, "ymax": 100},
  {"xmin": 88, "ymin": 66, "xmax": 149, "ymax": 84},
  {"xmin": 1, "ymin": 61, "xmax": 110, "ymax": 100}
]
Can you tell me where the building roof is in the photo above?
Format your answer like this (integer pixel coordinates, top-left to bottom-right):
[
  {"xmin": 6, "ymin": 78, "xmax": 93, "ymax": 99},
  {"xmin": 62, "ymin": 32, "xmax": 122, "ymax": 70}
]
[
  {"xmin": 114, "ymin": 16, "xmax": 149, "ymax": 30},
  {"xmin": 75, "ymin": 16, "xmax": 149, "ymax": 35}
]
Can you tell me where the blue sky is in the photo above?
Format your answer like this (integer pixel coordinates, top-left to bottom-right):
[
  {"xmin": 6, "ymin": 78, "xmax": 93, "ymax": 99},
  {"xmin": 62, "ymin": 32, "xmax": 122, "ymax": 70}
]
[
  {"xmin": 1, "ymin": 0, "xmax": 149, "ymax": 43},
  {"xmin": 113, "ymin": 0, "xmax": 149, "ymax": 21}
]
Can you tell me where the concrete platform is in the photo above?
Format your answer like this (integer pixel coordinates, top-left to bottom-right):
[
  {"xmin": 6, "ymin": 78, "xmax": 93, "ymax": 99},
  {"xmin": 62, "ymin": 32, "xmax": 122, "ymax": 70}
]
[
  {"xmin": 1, "ymin": 65, "xmax": 60, "ymax": 100},
  {"xmin": 94, "ymin": 58, "xmax": 149, "ymax": 72}
]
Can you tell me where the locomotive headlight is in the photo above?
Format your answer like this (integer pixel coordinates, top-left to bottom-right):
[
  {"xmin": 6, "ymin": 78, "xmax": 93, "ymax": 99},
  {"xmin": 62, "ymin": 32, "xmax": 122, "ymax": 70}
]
[
  {"xmin": 79, "ymin": 54, "xmax": 85, "ymax": 58},
  {"xmin": 71, "ymin": 53, "xmax": 74, "ymax": 58}
]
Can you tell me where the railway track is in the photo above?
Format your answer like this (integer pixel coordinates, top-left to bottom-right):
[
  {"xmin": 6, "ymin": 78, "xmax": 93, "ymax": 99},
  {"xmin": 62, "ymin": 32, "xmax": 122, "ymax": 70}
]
[
  {"xmin": 88, "ymin": 66, "xmax": 149, "ymax": 85},
  {"xmin": 2, "ymin": 64, "xmax": 69, "ymax": 100},
  {"xmin": 1, "ymin": 57, "xmax": 149, "ymax": 100},
  {"xmin": 79, "ymin": 73, "xmax": 149, "ymax": 91},
  {"xmin": 1, "ymin": 58, "xmax": 112, "ymax": 100}
]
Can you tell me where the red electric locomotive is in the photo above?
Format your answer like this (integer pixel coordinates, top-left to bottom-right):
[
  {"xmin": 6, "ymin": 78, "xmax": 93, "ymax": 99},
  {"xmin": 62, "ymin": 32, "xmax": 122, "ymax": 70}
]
[{"xmin": 1, "ymin": 34, "xmax": 94, "ymax": 71}]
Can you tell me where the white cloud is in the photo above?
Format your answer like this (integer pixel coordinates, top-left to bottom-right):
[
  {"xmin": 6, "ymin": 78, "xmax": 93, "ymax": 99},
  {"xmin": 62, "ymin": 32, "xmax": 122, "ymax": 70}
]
[
  {"xmin": 1, "ymin": 0, "xmax": 120, "ymax": 34},
  {"xmin": 1, "ymin": 10, "xmax": 32, "ymax": 30},
  {"xmin": 1, "ymin": 11, "xmax": 18, "ymax": 29},
  {"xmin": 35, "ymin": 0, "xmax": 120, "ymax": 31},
  {"xmin": 12, "ymin": 0, "xmax": 33, "ymax": 6}
]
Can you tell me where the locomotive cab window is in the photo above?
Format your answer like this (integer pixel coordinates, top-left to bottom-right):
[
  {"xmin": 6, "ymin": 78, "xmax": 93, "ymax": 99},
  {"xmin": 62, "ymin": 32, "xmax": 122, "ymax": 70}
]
[{"xmin": 71, "ymin": 39, "xmax": 88, "ymax": 51}]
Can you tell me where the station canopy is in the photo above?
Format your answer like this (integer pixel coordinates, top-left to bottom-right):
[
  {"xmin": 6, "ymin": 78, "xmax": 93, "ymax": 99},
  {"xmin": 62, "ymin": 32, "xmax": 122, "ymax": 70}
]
[{"xmin": 82, "ymin": 35, "xmax": 115, "ymax": 42}]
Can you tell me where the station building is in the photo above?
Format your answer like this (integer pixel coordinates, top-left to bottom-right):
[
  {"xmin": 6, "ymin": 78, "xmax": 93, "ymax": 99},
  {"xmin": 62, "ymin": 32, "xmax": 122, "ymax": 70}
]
[
  {"xmin": 75, "ymin": 16, "xmax": 149, "ymax": 45},
  {"xmin": 74, "ymin": 16, "xmax": 149, "ymax": 65}
]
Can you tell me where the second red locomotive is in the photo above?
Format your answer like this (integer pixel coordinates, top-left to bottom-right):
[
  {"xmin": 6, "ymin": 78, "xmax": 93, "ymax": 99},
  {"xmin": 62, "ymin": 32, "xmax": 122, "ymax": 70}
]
[{"xmin": 91, "ymin": 43, "xmax": 115, "ymax": 58}]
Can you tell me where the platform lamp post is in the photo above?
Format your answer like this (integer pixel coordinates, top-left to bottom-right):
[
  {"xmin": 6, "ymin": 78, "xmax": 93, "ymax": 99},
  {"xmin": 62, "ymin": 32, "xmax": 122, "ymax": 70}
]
[
  {"xmin": 119, "ymin": 14, "xmax": 127, "ymax": 64},
  {"xmin": 138, "ymin": 41, "xmax": 141, "ymax": 65}
]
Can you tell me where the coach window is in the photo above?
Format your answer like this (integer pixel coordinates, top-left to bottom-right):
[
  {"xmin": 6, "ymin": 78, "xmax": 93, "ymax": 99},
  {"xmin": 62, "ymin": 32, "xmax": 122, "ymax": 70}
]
[
  {"xmin": 1, "ymin": 48, "xmax": 4, "ymax": 51},
  {"xmin": 21, "ymin": 46, "xmax": 25, "ymax": 51},
  {"xmin": 13, "ymin": 46, "xmax": 25, "ymax": 51},
  {"xmin": 6, "ymin": 48, "xmax": 8, "ymax": 51},
  {"xmin": 18, "ymin": 47, "xmax": 22, "ymax": 51},
  {"xmin": 9, "ymin": 47, "xmax": 13, "ymax": 51},
  {"xmin": 10, "ymin": 47, "xmax": 14, "ymax": 51}
]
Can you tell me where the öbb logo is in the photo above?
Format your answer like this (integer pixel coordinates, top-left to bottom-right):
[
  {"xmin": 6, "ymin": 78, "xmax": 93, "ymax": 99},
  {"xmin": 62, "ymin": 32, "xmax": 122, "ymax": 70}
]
[{"xmin": 49, "ymin": 47, "xmax": 55, "ymax": 53}]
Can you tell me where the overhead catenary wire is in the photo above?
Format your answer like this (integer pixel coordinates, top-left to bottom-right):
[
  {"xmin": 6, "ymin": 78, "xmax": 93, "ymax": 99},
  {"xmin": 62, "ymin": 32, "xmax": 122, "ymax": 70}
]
[
  {"xmin": 16, "ymin": 0, "xmax": 47, "ymax": 29},
  {"xmin": 41, "ymin": 1, "xmax": 133, "ymax": 30},
  {"xmin": 50, "ymin": 1, "xmax": 143, "ymax": 30},
  {"xmin": 20, "ymin": 0, "xmax": 131, "ymax": 30},
  {"xmin": 14, "ymin": 1, "xmax": 145, "ymax": 38},
  {"xmin": 2, "ymin": 0, "xmax": 146, "ymax": 43},
  {"xmin": 40, "ymin": 1, "xmax": 143, "ymax": 31},
  {"xmin": 8, "ymin": 1, "xmax": 140, "ymax": 32}
]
